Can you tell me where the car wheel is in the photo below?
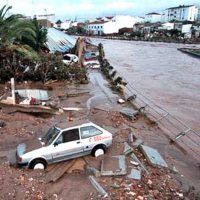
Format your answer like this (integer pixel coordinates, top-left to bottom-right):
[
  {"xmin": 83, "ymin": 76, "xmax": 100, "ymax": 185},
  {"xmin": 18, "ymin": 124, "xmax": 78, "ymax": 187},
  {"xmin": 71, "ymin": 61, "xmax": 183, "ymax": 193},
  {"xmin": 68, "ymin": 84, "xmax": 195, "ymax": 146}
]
[
  {"xmin": 92, "ymin": 146, "xmax": 105, "ymax": 157},
  {"xmin": 30, "ymin": 159, "xmax": 47, "ymax": 170}
]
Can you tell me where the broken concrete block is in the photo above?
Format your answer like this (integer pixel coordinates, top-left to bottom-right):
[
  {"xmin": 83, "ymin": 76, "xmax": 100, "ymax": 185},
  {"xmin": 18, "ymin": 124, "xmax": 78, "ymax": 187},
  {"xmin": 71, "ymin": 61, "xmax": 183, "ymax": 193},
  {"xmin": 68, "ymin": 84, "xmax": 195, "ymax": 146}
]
[
  {"xmin": 120, "ymin": 108, "xmax": 138, "ymax": 121},
  {"xmin": 127, "ymin": 168, "xmax": 141, "ymax": 180},
  {"xmin": 130, "ymin": 153, "xmax": 149, "ymax": 175},
  {"xmin": 89, "ymin": 176, "xmax": 108, "ymax": 197},
  {"xmin": 123, "ymin": 142, "xmax": 133, "ymax": 155},
  {"xmin": 101, "ymin": 155, "xmax": 127, "ymax": 176},
  {"xmin": 132, "ymin": 139, "xmax": 144, "ymax": 148},
  {"xmin": 128, "ymin": 133, "xmax": 135, "ymax": 143},
  {"xmin": 140, "ymin": 145, "xmax": 168, "ymax": 168},
  {"xmin": 86, "ymin": 166, "xmax": 101, "ymax": 178}
]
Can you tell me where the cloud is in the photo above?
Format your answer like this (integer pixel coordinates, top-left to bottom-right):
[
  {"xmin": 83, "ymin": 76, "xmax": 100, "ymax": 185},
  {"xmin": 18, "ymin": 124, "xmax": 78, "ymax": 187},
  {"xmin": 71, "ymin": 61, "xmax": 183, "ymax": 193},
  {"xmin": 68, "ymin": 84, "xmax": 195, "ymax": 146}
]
[{"xmin": 0, "ymin": 0, "xmax": 199, "ymax": 21}]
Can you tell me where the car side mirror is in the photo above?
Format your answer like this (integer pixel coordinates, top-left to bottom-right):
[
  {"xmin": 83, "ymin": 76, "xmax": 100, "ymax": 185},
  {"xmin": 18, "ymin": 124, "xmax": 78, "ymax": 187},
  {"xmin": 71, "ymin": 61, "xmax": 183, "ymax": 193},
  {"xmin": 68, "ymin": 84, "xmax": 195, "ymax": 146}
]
[{"xmin": 54, "ymin": 142, "xmax": 60, "ymax": 147}]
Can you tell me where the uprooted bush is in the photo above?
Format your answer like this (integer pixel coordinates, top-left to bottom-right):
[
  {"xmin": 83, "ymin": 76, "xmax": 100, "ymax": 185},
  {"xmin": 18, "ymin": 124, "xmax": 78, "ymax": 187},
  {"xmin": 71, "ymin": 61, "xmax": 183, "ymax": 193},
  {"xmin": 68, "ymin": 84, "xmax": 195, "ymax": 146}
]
[{"xmin": 0, "ymin": 43, "xmax": 87, "ymax": 83}]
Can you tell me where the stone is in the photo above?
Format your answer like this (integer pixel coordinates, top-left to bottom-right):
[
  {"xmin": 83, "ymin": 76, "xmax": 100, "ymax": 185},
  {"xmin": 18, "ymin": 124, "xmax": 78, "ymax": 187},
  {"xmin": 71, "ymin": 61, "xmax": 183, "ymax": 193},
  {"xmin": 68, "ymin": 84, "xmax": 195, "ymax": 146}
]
[
  {"xmin": 123, "ymin": 142, "xmax": 133, "ymax": 155},
  {"xmin": 140, "ymin": 145, "xmax": 168, "ymax": 168},
  {"xmin": 120, "ymin": 108, "xmax": 138, "ymax": 121},
  {"xmin": 130, "ymin": 161, "xmax": 139, "ymax": 167},
  {"xmin": 127, "ymin": 168, "xmax": 141, "ymax": 180}
]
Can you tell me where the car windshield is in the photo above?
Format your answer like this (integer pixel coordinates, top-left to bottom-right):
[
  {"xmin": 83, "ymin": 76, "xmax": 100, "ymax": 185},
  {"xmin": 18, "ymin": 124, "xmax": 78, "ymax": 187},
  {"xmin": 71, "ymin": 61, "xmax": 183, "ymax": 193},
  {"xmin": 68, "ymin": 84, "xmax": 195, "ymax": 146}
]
[{"xmin": 42, "ymin": 126, "xmax": 60, "ymax": 145}]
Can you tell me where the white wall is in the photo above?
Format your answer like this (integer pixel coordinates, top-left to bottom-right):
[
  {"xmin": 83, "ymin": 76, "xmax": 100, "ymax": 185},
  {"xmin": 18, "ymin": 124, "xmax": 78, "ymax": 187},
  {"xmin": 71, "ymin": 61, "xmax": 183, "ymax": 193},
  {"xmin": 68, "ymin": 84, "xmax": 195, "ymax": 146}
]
[
  {"xmin": 182, "ymin": 24, "xmax": 192, "ymax": 33},
  {"xmin": 145, "ymin": 14, "xmax": 162, "ymax": 23},
  {"xmin": 87, "ymin": 15, "xmax": 136, "ymax": 35},
  {"xmin": 164, "ymin": 5, "xmax": 198, "ymax": 22},
  {"xmin": 158, "ymin": 23, "xmax": 174, "ymax": 30},
  {"xmin": 60, "ymin": 21, "xmax": 72, "ymax": 30}
]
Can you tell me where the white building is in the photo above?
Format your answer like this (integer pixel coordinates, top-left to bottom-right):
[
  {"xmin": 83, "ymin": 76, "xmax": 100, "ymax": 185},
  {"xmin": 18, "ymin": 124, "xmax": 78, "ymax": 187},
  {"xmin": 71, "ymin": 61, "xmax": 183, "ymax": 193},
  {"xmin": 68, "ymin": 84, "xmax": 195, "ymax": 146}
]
[
  {"xmin": 145, "ymin": 13, "xmax": 162, "ymax": 23},
  {"xmin": 163, "ymin": 5, "xmax": 198, "ymax": 22},
  {"xmin": 198, "ymin": 8, "xmax": 200, "ymax": 20},
  {"xmin": 86, "ymin": 15, "xmax": 136, "ymax": 35},
  {"xmin": 55, "ymin": 20, "xmax": 72, "ymax": 30},
  {"xmin": 158, "ymin": 22, "xmax": 174, "ymax": 30}
]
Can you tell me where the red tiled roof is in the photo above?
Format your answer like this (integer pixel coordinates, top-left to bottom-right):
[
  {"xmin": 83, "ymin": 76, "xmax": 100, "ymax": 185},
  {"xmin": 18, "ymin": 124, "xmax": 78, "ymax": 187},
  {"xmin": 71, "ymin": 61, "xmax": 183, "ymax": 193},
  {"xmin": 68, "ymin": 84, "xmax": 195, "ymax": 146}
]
[
  {"xmin": 78, "ymin": 22, "xmax": 84, "ymax": 25},
  {"xmin": 106, "ymin": 17, "xmax": 114, "ymax": 20},
  {"xmin": 146, "ymin": 12, "xmax": 161, "ymax": 15},
  {"xmin": 96, "ymin": 17, "xmax": 102, "ymax": 20},
  {"xmin": 88, "ymin": 21, "xmax": 109, "ymax": 25}
]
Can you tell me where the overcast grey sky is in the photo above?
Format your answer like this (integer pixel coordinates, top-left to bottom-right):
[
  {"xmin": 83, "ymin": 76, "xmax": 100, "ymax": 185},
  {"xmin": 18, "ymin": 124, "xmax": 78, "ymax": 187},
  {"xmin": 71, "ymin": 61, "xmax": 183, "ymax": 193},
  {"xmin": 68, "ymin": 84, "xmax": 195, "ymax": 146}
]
[{"xmin": 0, "ymin": 0, "xmax": 199, "ymax": 21}]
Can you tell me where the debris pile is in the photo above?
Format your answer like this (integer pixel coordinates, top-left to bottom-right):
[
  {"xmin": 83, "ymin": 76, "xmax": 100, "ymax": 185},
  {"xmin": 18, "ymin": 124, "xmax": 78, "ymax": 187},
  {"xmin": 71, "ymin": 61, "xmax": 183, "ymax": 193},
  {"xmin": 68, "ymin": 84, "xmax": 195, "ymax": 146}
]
[
  {"xmin": 98, "ymin": 43, "xmax": 127, "ymax": 92},
  {"xmin": 0, "ymin": 163, "xmax": 45, "ymax": 200}
]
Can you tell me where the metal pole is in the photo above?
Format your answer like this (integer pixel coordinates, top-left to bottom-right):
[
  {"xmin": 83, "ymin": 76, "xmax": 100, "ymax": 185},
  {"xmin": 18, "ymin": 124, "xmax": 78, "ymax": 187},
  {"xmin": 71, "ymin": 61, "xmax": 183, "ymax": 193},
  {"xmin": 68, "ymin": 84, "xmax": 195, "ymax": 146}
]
[{"xmin": 11, "ymin": 78, "xmax": 16, "ymax": 105}]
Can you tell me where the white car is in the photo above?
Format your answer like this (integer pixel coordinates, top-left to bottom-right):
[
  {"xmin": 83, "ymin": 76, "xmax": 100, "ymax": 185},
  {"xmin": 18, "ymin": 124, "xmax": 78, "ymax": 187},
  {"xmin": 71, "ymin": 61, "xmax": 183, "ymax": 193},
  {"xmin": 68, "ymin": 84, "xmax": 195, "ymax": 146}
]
[
  {"xmin": 16, "ymin": 120, "xmax": 113, "ymax": 169},
  {"xmin": 62, "ymin": 54, "xmax": 78, "ymax": 65}
]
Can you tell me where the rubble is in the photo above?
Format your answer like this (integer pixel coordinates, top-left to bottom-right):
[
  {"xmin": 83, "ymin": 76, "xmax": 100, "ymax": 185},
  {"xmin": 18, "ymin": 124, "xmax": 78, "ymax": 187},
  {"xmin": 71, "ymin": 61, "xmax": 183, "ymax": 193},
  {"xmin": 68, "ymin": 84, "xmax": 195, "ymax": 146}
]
[
  {"xmin": 120, "ymin": 108, "xmax": 138, "ymax": 121},
  {"xmin": 131, "ymin": 153, "xmax": 149, "ymax": 175},
  {"xmin": 16, "ymin": 89, "xmax": 49, "ymax": 101}
]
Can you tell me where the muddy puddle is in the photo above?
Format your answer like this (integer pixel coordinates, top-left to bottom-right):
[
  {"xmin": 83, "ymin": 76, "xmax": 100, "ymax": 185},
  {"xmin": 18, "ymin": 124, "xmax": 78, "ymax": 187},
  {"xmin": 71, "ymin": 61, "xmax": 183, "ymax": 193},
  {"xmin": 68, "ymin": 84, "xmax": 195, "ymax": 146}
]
[{"xmin": 90, "ymin": 38, "xmax": 200, "ymax": 133}]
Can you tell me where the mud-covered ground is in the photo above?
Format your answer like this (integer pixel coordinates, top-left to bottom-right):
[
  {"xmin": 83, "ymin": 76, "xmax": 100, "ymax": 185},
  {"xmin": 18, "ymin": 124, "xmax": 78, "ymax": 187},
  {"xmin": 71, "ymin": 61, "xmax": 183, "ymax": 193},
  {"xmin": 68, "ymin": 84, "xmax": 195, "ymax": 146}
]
[{"xmin": 0, "ymin": 70, "xmax": 200, "ymax": 200}]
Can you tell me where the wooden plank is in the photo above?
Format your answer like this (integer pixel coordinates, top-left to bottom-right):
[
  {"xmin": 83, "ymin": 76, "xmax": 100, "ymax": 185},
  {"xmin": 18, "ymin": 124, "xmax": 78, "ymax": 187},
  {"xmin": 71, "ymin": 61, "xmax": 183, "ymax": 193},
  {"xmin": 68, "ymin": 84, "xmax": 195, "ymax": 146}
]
[{"xmin": 47, "ymin": 159, "xmax": 76, "ymax": 183}]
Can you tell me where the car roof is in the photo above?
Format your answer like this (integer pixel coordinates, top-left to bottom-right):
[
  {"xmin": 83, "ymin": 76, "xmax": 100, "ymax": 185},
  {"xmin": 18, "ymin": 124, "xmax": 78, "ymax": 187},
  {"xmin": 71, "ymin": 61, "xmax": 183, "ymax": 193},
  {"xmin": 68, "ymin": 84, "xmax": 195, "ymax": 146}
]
[
  {"xmin": 63, "ymin": 54, "xmax": 77, "ymax": 57},
  {"xmin": 56, "ymin": 119, "xmax": 93, "ymax": 130}
]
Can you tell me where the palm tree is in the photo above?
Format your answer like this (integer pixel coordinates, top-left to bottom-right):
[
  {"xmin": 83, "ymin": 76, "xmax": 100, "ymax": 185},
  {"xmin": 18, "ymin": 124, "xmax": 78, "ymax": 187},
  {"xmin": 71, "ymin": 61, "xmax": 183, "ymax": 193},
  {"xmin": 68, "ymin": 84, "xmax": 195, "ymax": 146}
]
[{"xmin": 0, "ymin": 5, "xmax": 36, "ymax": 45}]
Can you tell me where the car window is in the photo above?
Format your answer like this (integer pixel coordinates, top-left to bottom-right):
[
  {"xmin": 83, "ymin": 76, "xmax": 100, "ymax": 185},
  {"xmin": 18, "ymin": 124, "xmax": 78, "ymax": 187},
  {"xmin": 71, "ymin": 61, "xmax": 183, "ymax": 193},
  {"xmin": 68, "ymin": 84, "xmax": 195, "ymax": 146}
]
[
  {"xmin": 43, "ymin": 127, "xmax": 60, "ymax": 145},
  {"xmin": 63, "ymin": 55, "xmax": 70, "ymax": 60},
  {"xmin": 81, "ymin": 126, "xmax": 102, "ymax": 139},
  {"xmin": 56, "ymin": 128, "xmax": 80, "ymax": 144}
]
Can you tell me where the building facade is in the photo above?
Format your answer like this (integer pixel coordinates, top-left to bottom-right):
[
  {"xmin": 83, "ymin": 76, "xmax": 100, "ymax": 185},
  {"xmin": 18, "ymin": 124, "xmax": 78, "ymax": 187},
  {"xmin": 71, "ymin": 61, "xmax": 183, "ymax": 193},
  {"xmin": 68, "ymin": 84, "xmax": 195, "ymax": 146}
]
[
  {"xmin": 145, "ymin": 13, "xmax": 162, "ymax": 23},
  {"xmin": 164, "ymin": 5, "xmax": 198, "ymax": 22},
  {"xmin": 86, "ymin": 15, "xmax": 136, "ymax": 35}
]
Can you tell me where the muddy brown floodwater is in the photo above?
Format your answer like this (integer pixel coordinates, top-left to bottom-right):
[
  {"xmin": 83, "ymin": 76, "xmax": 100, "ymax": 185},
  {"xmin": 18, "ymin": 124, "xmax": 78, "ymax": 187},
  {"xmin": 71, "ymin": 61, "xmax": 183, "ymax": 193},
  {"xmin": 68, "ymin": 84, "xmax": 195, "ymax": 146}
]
[{"xmin": 90, "ymin": 38, "xmax": 200, "ymax": 133}]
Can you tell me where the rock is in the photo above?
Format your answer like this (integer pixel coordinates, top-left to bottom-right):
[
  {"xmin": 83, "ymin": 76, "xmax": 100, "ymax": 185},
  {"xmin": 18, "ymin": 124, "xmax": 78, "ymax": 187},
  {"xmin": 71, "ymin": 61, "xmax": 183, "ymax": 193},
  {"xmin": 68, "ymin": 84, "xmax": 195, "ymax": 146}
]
[{"xmin": 130, "ymin": 161, "xmax": 139, "ymax": 166}]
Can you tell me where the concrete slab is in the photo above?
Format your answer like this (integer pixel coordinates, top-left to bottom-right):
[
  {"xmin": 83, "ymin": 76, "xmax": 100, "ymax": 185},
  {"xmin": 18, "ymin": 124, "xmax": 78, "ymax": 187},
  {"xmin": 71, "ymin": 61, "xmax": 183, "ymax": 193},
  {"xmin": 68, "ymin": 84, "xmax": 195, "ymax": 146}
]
[
  {"xmin": 89, "ymin": 176, "xmax": 108, "ymax": 197},
  {"xmin": 127, "ymin": 168, "xmax": 141, "ymax": 180},
  {"xmin": 120, "ymin": 108, "xmax": 138, "ymax": 121},
  {"xmin": 94, "ymin": 103, "xmax": 113, "ymax": 112},
  {"xmin": 123, "ymin": 142, "xmax": 133, "ymax": 155},
  {"xmin": 101, "ymin": 155, "xmax": 127, "ymax": 176},
  {"xmin": 140, "ymin": 145, "xmax": 168, "ymax": 168}
]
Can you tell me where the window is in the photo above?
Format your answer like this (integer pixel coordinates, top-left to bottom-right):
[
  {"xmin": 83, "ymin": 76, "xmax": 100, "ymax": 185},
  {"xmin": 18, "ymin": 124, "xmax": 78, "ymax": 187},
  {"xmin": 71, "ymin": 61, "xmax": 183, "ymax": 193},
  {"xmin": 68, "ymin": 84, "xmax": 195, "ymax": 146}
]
[
  {"xmin": 81, "ymin": 126, "xmax": 102, "ymax": 139},
  {"xmin": 98, "ymin": 26, "xmax": 99, "ymax": 28},
  {"xmin": 56, "ymin": 128, "xmax": 80, "ymax": 144},
  {"xmin": 101, "ymin": 26, "xmax": 103, "ymax": 28}
]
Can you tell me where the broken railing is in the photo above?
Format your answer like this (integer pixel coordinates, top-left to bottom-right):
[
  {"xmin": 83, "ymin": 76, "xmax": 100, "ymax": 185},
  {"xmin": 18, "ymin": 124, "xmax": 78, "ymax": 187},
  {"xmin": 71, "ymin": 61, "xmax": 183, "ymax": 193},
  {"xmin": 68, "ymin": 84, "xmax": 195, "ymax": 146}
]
[
  {"xmin": 98, "ymin": 43, "xmax": 200, "ymax": 161},
  {"xmin": 122, "ymin": 76, "xmax": 200, "ymax": 161}
]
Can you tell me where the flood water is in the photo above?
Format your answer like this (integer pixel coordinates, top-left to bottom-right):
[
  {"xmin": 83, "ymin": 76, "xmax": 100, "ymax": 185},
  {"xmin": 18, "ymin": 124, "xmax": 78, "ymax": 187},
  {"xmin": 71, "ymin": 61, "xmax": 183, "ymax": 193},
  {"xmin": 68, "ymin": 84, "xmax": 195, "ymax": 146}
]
[{"xmin": 90, "ymin": 38, "xmax": 200, "ymax": 133}]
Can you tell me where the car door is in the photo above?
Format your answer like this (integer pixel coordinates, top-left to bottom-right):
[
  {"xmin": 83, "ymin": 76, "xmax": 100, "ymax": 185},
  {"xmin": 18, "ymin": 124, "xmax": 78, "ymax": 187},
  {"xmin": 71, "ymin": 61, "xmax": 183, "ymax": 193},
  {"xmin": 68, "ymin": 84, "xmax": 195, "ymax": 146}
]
[
  {"xmin": 51, "ymin": 128, "xmax": 83, "ymax": 163},
  {"xmin": 80, "ymin": 125, "xmax": 103, "ymax": 152}
]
